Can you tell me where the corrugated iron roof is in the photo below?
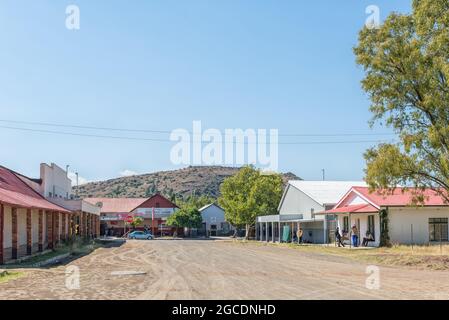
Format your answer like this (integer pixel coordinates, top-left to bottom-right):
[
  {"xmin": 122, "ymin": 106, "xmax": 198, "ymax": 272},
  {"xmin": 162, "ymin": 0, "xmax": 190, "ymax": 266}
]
[
  {"xmin": 353, "ymin": 187, "xmax": 448, "ymax": 207},
  {"xmin": 320, "ymin": 203, "xmax": 378, "ymax": 214},
  {"xmin": 287, "ymin": 180, "xmax": 368, "ymax": 206},
  {"xmin": 84, "ymin": 197, "xmax": 148, "ymax": 213},
  {"xmin": 0, "ymin": 166, "xmax": 70, "ymax": 212}
]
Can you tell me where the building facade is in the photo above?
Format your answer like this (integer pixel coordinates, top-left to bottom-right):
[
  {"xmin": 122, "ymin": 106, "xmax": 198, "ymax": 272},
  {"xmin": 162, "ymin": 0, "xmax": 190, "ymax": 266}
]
[
  {"xmin": 255, "ymin": 181, "xmax": 367, "ymax": 244},
  {"xmin": 321, "ymin": 187, "xmax": 449, "ymax": 247},
  {"xmin": 198, "ymin": 203, "xmax": 231, "ymax": 236},
  {"xmin": 87, "ymin": 194, "xmax": 179, "ymax": 237},
  {"xmin": 0, "ymin": 166, "xmax": 72, "ymax": 264}
]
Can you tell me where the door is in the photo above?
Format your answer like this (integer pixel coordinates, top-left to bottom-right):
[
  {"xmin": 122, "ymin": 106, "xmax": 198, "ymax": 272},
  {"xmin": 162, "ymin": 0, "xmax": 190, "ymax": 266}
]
[{"xmin": 210, "ymin": 224, "xmax": 217, "ymax": 237}]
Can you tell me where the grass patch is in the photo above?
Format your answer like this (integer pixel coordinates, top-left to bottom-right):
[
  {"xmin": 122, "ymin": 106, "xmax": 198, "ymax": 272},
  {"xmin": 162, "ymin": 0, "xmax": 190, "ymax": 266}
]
[
  {"xmin": 0, "ymin": 270, "xmax": 24, "ymax": 283},
  {"xmin": 235, "ymin": 240, "xmax": 449, "ymax": 270},
  {"xmin": 4, "ymin": 238, "xmax": 105, "ymax": 269}
]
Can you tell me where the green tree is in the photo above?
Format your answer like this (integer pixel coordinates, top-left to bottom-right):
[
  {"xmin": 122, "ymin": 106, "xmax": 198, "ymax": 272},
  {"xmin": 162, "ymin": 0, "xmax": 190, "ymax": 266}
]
[
  {"xmin": 218, "ymin": 166, "xmax": 283, "ymax": 239},
  {"xmin": 166, "ymin": 207, "xmax": 203, "ymax": 231},
  {"xmin": 128, "ymin": 216, "xmax": 143, "ymax": 230},
  {"xmin": 354, "ymin": 0, "xmax": 449, "ymax": 202}
]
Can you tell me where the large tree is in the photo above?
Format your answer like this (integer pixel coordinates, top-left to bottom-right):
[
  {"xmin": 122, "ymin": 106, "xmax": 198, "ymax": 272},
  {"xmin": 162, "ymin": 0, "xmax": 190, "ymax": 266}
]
[
  {"xmin": 218, "ymin": 166, "xmax": 283, "ymax": 239},
  {"xmin": 354, "ymin": 0, "xmax": 449, "ymax": 202},
  {"xmin": 166, "ymin": 207, "xmax": 203, "ymax": 231}
]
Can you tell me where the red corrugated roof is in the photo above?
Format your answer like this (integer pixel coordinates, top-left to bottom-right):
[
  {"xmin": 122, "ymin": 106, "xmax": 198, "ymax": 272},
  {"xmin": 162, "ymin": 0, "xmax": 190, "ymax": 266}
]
[
  {"xmin": 84, "ymin": 198, "xmax": 148, "ymax": 213},
  {"xmin": 0, "ymin": 166, "xmax": 70, "ymax": 212},
  {"xmin": 353, "ymin": 187, "xmax": 448, "ymax": 207},
  {"xmin": 320, "ymin": 203, "xmax": 378, "ymax": 214}
]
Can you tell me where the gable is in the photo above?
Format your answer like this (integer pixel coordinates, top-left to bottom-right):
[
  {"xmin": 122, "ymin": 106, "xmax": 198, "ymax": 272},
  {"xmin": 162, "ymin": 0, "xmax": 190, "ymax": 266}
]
[
  {"xmin": 279, "ymin": 185, "xmax": 324, "ymax": 219},
  {"xmin": 135, "ymin": 194, "xmax": 178, "ymax": 209}
]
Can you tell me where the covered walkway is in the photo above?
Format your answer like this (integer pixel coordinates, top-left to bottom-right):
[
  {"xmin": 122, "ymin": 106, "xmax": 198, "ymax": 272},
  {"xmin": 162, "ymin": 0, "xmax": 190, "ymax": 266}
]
[{"xmin": 255, "ymin": 214, "xmax": 324, "ymax": 243}]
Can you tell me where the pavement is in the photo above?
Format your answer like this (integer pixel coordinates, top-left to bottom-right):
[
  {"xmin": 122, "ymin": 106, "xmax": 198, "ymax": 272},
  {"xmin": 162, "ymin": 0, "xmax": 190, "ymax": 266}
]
[{"xmin": 0, "ymin": 239, "xmax": 449, "ymax": 300}]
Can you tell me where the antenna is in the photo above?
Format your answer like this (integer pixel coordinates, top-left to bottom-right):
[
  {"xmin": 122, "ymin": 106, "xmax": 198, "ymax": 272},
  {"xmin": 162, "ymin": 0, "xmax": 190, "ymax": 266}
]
[{"xmin": 322, "ymin": 169, "xmax": 325, "ymax": 181}]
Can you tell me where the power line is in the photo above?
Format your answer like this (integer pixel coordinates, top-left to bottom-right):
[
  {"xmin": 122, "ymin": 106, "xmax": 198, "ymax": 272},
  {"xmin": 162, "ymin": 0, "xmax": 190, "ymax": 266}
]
[
  {"xmin": 0, "ymin": 124, "xmax": 395, "ymax": 145},
  {"xmin": 0, "ymin": 119, "xmax": 395, "ymax": 137}
]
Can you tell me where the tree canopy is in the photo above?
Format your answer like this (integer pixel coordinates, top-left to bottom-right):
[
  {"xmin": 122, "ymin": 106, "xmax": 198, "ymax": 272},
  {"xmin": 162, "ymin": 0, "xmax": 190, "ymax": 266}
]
[
  {"xmin": 354, "ymin": 0, "xmax": 449, "ymax": 201},
  {"xmin": 218, "ymin": 166, "xmax": 283, "ymax": 238},
  {"xmin": 166, "ymin": 207, "xmax": 203, "ymax": 229}
]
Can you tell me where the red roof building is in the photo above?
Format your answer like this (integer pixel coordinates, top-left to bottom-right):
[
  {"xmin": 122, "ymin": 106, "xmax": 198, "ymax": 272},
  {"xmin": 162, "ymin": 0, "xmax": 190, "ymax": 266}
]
[
  {"xmin": 0, "ymin": 166, "xmax": 73, "ymax": 264},
  {"xmin": 85, "ymin": 194, "xmax": 179, "ymax": 237},
  {"xmin": 319, "ymin": 186, "xmax": 449, "ymax": 247}
]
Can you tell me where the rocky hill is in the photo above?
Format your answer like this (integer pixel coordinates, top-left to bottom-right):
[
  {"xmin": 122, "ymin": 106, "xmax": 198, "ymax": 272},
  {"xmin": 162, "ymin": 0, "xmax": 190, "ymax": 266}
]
[{"xmin": 73, "ymin": 166, "xmax": 301, "ymax": 199}]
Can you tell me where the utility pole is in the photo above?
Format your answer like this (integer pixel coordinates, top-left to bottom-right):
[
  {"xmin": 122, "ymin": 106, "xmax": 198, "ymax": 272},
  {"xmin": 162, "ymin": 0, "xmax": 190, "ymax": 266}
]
[
  {"xmin": 75, "ymin": 172, "xmax": 79, "ymax": 198},
  {"xmin": 322, "ymin": 169, "xmax": 325, "ymax": 181}
]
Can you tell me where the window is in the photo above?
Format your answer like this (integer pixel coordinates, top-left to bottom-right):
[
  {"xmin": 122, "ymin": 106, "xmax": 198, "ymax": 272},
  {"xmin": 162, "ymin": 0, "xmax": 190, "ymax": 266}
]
[
  {"xmin": 367, "ymin": 215, "xmax": 375, "ymax": 240},
  {"xmin": 343, "ymin": 216, "xmax": 349, "ymax": 233},
  {"xmin": 429, "ymin": 218, "xmax": 448, "ymax": 242}
]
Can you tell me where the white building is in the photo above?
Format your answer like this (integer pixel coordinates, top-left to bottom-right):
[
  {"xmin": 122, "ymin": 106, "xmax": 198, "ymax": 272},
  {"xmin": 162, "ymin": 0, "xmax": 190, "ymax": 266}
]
[
  {"xmin": 18, "ymin": 163, "xmax": 101, "ymax": 239},
  {"xmin": 320, "ymin": 186, "xmax": 449, "ymax": 247},
  {"xmin": 255, "ymin": 181, "xmax": 366, "ymax": 243},
  {"xmin": 198, "ymin": 203, "xmax": 231, "ymax": 236}
]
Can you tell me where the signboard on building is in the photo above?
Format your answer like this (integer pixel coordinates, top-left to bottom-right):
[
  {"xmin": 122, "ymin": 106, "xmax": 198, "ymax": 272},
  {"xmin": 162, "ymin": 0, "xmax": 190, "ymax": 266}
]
[{"xmin": 136, "ymin": 208, "xmax": 176, "ymax": 218}]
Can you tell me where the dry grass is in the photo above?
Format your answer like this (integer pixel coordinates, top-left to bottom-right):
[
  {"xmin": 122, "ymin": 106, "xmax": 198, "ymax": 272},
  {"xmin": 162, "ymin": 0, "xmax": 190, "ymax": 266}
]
[{"xmin": 236, "ymin": 240, "xmax": 449, "ymax": 270}]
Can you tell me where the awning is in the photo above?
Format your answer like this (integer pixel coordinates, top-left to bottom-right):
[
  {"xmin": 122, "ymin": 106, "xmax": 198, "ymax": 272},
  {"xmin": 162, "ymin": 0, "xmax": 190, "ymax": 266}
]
[{"xmin": 319, "ymin": 203, "xmax": 378, "ymax": 215}]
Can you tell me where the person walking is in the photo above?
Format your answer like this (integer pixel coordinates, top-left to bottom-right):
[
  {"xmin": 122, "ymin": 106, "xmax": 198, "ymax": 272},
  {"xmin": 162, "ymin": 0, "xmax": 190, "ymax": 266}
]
[{"xmin": 335, "ymin": 227, "xmax": 345, "ymax": 247}]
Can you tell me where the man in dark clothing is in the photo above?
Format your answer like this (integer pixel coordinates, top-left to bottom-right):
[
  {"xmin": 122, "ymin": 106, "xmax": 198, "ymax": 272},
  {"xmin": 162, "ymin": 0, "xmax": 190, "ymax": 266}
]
[{"xmin": 335, "ymin": 227, "xmax": 345, "ymax": 247}]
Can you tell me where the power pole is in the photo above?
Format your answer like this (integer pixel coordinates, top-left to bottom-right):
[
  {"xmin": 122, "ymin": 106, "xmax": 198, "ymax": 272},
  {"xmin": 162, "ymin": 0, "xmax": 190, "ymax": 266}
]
[
  {"xmin": 322, "ymin": 169, "xmax": 325, "ymax": 181},
  {"xmin": 76, "ymin": 172, "xmax": 79, "ymax": 198}
]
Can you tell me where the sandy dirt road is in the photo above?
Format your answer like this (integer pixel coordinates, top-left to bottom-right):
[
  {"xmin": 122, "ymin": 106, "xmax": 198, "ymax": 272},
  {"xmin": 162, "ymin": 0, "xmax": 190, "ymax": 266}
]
[{"xmin": 1, "ymin": 239, "xmax": 449, "ymax": 300}]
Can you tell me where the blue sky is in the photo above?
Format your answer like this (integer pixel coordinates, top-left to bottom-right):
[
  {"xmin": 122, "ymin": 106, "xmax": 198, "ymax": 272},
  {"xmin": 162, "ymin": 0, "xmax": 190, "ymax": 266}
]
[{"xmin": 0, "ymin": 0, "xmax": 411, "ymax": 184}]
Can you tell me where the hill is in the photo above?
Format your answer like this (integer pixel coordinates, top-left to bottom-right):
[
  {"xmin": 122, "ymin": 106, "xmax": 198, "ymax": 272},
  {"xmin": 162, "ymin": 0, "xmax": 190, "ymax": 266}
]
[{"xmin": 73, "ymin": 166, "xmax": 301, "ymax": 199}]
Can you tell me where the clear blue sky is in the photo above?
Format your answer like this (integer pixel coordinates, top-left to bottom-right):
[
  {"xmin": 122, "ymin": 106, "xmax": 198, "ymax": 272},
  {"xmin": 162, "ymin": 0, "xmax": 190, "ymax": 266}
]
[{"xmin": 0, "ymin": 0, "xmax": 411, "ymax": 184}]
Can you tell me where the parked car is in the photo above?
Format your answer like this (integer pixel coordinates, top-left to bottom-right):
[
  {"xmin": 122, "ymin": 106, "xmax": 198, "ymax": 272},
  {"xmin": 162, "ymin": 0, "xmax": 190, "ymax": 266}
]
[{"xmin": 128, "ymin": 231, "xmax": 153, "ymax": 240}]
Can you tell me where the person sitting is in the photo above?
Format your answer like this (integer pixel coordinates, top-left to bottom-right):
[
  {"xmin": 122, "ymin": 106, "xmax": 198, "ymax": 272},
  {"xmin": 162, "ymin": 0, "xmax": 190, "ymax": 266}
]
[{"xmin": 362, "ymin": 231, "xmax": 374, "ymax": 247}]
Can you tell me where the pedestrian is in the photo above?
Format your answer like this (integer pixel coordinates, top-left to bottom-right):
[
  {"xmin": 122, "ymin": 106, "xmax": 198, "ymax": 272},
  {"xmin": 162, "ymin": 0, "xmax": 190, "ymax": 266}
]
[
  {"xmin": 297, "ymin": 228, "xmax": 303, "ymax": 244},
  {"xmin": 335, "ymin": 227, "xmax": 345, "ymax": 247},
  {"xmin": 351, "ymin": 225, "xmax": 359, "ymax": 247}
]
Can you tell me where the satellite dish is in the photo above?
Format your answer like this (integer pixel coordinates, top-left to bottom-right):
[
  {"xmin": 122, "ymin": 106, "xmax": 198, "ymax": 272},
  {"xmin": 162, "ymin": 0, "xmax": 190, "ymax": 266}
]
[{"xmin": 96, "ymin": 202, "xmax": 103, "ymax": 208}]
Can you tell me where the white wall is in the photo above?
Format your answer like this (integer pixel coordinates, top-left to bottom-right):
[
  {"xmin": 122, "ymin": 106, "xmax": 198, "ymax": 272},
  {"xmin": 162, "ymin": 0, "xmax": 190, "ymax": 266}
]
[
  {"xmin": 58, "ymin": 212, "xmax": 62, "ymax": 237},
  {"xmin": 389, "ymin": 207, "xmax": 449, "ymax": 245},
  {"xmin": 201, "ymin": 205, "xmax": 227, "ymax": 231},
  {"xmin": 279, "ymin": 185, "xmax": 325, "ymax": 219},
  {"xmin": 336, "ymin": 213, "xmax": 380, "ymax": 247},
  {"xmin": 40, "ymin": 163, "xmax": 72, "ymax": 199},
  {"xmin": 3, "ymin": 206, "xmax": 12, "ymax": 248},
  {"xmin": 32, "ymin": 210, "xmax": 39, "ymax": 244},
  {"xmin": 42, "ymin": 211, "xmax": 47, "ymax": 245},
  {"xmin": 18, "ymin": 208, "xmax": 27, "ymax": 246}
]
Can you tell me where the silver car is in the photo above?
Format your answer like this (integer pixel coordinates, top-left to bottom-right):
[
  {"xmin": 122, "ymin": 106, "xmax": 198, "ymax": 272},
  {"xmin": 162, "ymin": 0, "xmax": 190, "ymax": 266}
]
[{"xmin": 128, "ymin": 231, "xmax": 153, "ymax": 240}]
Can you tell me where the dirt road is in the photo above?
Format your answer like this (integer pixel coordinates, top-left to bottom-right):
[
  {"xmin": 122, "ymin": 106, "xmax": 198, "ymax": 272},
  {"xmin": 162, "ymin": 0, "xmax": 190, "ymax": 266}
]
[{"xmin": 1, "ymin": 239, "xmax": 449, "ymax": 300}]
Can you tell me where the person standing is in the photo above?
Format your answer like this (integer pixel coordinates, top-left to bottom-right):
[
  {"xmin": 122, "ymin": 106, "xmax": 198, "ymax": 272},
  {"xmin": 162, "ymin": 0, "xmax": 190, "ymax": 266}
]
[
  {"xmin": 297, "ymin": 228, "xmax": 303, "ymax": 244},
  {"xmin": 351, "ymin": 225, "xmax": 359, "ymax": 247}
]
